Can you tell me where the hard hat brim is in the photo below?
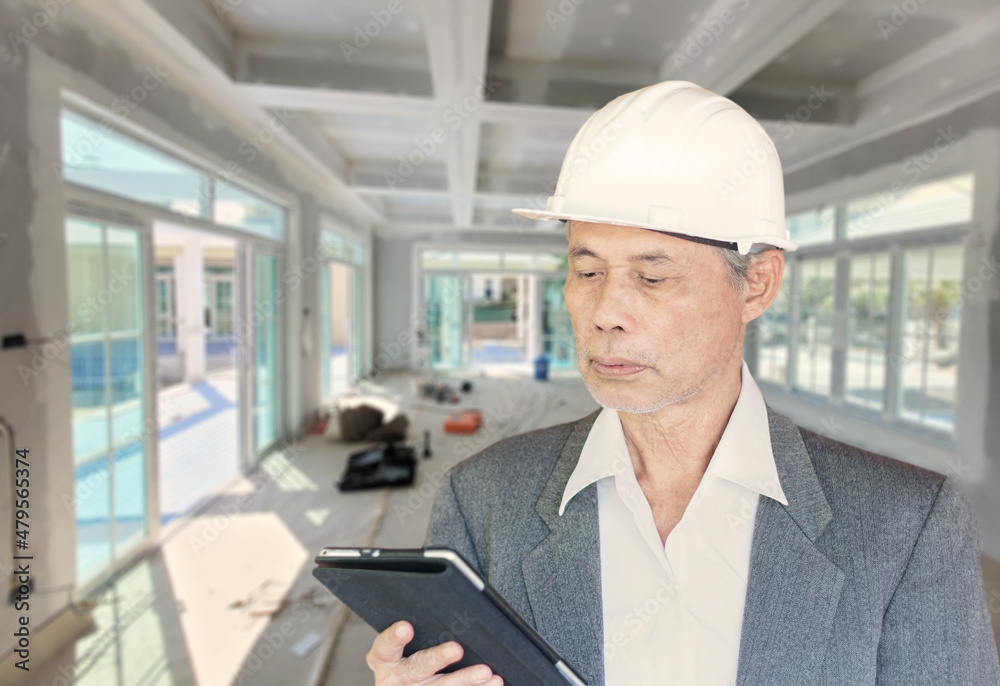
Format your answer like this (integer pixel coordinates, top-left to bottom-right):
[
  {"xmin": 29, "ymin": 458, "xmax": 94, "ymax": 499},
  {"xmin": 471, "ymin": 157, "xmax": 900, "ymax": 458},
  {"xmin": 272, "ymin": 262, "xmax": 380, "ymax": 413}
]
[{"xmin": 511, "ymin": 207, "xmax": 799, "ymax": 253}]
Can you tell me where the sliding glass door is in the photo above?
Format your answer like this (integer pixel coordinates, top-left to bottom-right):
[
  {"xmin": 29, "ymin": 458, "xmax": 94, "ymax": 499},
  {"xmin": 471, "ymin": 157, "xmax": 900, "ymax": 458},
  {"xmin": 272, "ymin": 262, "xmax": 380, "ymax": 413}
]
[
  {"xmin": 425, "ymin": 274, "xmax": 471, "ymax": 370},
  {"xmin": 66, "ymin": 217, "xmax": 155, "ymax": 584},
  {"xmin": 252, "ymin": 251, "xmax": 281, "ymax": 453},
  {"xmin": 540, "ymin": 277, "xmax": 577, "ymax": 369}
]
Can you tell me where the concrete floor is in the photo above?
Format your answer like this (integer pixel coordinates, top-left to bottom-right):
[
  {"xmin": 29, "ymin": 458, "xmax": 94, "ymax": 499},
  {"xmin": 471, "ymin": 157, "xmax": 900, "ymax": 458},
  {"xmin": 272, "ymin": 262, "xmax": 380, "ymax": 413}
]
[
  {"xmin": 32, "ymin": 371, "xmax": 599, "ymax": 686},
  {"xmin": 320, "ymin": 372, "xmax": 601, "ymax": 686},
  {"xmin": 34, "ymin": 371, "xmax": 1000, "ymax": 685}
]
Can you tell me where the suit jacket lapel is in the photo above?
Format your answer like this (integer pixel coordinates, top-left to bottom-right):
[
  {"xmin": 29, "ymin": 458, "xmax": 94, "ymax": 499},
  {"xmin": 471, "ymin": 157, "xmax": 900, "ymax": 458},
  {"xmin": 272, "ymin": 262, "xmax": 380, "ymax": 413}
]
[
  {"xmin": 736, "ymin": 408, "xmax": 846, "ymax": 685},
  {"xmin": 521, "ymin": 409, "xmax": 605, "ymax": 686},
  {"xmin": 517, "ymin": 407, "xmax": 845, "ymax": 686}
]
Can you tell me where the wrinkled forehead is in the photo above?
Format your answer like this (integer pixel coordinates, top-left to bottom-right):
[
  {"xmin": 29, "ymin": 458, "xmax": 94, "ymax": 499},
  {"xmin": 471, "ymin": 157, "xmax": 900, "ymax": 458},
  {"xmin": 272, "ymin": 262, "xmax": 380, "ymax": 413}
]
[{"xmin": 565, "ymin": 220, "xmax": 717, "ymax": 260}]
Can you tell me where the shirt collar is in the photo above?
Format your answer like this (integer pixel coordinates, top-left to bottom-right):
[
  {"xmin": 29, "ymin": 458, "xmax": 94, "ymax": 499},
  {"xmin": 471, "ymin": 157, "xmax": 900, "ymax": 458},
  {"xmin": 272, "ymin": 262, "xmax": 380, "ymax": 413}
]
[{"xmin": 558, "ymin": 360, "xmax": 788, "ymax": 516}]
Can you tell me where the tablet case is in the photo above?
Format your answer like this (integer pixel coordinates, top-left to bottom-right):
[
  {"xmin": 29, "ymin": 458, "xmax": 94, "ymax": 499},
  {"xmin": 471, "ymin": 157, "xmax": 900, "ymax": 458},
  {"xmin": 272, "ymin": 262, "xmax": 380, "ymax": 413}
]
[{"xmin": 312, "ymin": 548, "xmax": 586, "ymax": 685}]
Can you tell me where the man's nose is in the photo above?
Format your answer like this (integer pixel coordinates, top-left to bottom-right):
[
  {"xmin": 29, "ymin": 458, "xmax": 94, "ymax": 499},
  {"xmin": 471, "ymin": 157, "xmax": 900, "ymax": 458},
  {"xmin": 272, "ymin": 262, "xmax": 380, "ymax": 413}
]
[{"xmin": 591, "ymin": 274, "xmax": 637, "ymax": 334}]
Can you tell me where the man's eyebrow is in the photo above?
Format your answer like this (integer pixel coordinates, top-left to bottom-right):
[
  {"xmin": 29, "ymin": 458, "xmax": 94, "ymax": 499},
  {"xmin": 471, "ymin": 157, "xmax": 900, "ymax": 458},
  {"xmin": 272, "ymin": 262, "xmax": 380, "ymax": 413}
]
[
  {"xmin": 632, "ymin": 250, "xmax": 675, "ymax": 265},
  {"xmin": 567, "ymin": 245, "xmax": 675, "ymax": 264},
  {"xmin": 568, "ymin": 245, "xmax": 598, "ymax": 260}
]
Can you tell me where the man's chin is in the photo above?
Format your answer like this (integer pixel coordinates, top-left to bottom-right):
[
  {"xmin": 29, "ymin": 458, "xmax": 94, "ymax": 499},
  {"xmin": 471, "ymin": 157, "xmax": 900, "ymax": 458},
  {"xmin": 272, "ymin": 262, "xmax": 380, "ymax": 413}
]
[{"xmin": 583, "ymin": 376, "xmax": 668, "ymax": 415}]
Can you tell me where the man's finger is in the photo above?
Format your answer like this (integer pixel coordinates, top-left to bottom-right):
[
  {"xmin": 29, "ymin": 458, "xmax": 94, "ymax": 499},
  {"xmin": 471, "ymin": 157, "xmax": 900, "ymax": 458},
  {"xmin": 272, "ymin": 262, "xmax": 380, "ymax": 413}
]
[
  {"xmin": 437, "ymin": 664, "xmax": 502, "ymax": 686},
  {"xmin": 399, "ymin": 641, "xmax": 464, "ymax": 682},
  {"xmin": 369, "ymin": 620, "xmax": 413, "ymax": 666}
]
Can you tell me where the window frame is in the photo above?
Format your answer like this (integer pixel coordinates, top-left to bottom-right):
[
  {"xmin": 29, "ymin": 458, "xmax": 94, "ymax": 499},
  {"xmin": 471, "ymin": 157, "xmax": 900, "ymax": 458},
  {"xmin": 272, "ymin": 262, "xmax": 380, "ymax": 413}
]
[
  {"xmin": 60, "ymin": 90, "xmax": 291, "ymax": 245},
  {"xmin": 754, "ymin": 169, "xmax": 976, "ymax": 445}
]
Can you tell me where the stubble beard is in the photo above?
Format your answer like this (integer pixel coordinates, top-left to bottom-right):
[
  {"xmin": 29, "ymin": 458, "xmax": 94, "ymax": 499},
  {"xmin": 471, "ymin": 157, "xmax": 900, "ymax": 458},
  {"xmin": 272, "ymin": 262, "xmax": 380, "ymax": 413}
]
[{"xmin": 578, "ymin": 342, "xmax": 704, "ymax": 415}]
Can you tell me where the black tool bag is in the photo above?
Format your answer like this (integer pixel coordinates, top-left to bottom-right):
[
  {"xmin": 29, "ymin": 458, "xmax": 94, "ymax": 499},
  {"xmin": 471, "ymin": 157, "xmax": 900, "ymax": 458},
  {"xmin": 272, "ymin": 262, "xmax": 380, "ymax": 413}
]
[{"xmin": 337, "ymin": 442, "xmax": 416, "ymax": 491}]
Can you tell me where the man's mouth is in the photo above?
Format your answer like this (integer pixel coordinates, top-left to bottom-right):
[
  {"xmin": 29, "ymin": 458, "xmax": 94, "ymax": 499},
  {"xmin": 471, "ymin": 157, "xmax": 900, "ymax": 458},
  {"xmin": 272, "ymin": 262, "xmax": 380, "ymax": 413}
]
[{"xmin": 591, "ymin": 356, "xmax": 646, "ymax": 377}]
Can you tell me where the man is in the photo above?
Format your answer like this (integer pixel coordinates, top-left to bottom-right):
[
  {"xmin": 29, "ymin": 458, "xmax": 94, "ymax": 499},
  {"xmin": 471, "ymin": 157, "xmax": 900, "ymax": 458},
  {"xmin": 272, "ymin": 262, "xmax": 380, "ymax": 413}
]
[{"xmin": 366, "ymin": 81, "xmax": 1000, "ymax": 685}]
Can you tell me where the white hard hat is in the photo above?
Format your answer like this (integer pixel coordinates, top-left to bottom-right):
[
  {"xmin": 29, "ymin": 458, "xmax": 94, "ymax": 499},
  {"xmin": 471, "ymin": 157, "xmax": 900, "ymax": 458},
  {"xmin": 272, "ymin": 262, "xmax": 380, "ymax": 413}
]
[{"xmin": 512, "ymin": 81, "xmax": 797, "ymax": 254}]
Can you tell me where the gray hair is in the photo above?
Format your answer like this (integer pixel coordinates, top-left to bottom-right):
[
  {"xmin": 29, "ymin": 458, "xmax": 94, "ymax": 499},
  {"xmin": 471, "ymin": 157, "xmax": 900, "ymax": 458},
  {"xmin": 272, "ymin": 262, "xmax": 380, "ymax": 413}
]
[{"xmin": 713, "ymin": 246, "xmax": 765, "ymax": 296}]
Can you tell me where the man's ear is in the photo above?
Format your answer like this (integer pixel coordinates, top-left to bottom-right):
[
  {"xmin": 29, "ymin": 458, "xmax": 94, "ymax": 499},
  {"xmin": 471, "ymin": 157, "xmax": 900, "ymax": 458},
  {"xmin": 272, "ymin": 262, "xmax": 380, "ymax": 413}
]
[{"xmin": 742, "ymin": 250, "xmax": 785, "ymax": 324}]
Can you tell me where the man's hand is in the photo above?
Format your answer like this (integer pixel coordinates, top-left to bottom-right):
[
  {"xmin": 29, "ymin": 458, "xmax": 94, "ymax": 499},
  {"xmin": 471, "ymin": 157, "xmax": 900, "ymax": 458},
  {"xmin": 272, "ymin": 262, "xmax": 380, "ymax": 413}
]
[{"xmin": 366, "ymin": 620, "xmax": 504, "ymax": 686}]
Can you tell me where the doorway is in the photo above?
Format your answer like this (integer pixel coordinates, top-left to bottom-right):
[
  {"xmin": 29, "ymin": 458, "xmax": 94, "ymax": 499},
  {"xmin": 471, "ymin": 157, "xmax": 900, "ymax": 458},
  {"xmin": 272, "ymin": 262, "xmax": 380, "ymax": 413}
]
[
  {"xmin": 321, "ymin": 261, "xmax": 360, "ymax": 399},
  {"xmin": 470, "ymin": 274, "xmax": 532, "ymax": 371},
  {"xmin": 152, "ymin": 223, "xmax": 240, "ymax": 524}
]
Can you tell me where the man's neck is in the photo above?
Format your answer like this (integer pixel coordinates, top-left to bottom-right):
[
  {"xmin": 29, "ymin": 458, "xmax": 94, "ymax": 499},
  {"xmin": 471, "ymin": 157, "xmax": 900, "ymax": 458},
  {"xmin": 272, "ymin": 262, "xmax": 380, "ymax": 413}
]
[{"xmin": 617, "ymin": 357, "xmax": 744, "ymax": 487}]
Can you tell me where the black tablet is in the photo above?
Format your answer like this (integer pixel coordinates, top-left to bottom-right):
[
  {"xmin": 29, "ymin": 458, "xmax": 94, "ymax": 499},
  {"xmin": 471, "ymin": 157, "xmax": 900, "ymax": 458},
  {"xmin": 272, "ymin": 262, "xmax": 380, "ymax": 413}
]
[{"xmin": 312, "ymin": 547, "xmax": 587, "ymax": 686}]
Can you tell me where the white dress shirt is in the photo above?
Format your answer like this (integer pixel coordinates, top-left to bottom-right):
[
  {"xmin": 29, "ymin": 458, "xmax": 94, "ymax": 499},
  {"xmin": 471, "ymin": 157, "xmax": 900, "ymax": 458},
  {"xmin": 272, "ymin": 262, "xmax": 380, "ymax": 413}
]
[{"xmin": 559, "ymin": 360, "xmax": 788, "ymax": 685}]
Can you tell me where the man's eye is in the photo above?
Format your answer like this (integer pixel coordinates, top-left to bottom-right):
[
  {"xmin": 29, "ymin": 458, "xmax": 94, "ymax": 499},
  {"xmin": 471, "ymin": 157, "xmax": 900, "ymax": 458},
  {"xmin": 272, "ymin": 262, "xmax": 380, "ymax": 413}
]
[
  {"xmin": 577, "ymin": 272, "xmax": 599, "ymax": 280},
  {"xmin": 639, "ymin": 276, "xmax": 664, "ymax": 285}
]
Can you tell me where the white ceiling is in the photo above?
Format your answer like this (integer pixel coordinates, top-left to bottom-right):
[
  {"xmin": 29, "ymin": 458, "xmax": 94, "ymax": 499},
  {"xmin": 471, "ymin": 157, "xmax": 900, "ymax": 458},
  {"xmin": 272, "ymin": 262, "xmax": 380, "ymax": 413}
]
[
  {"xmin": 163, "ymin": 0, "xmax": 1000, "ymax": 236},
  {"xmin": 216, "ymin": 0, "xmax": 427, "ymax": 47}
]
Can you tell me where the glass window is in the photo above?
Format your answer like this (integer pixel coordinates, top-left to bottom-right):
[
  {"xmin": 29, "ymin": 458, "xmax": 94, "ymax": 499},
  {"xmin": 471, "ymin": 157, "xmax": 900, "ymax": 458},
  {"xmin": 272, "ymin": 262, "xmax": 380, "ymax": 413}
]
[
  {"xmin": 503, "ymin": 253, "xmax": 534, "ymax": 270},
  {"xmin": 60, "ymin": 109, "xmax": 208, "ymax": 217},
  {"xmin": 845, "ymin": 253, "xmax": 891, "ymax": 410},
  {"xmin": 535, "ymin": 253, "xmax": 567, "ymax": 272},
  {"xmin": 66, "ymin": 218, "xmax": 149, "ymax": 582},
  {"xmin": 214, "ymin": 182, "xmax": 285, "ymax": 241},
  {"xmin": 541, "ymin": 278, "xmax": 576, "ymax": 369},
  {"xmin": 66, "ymin": 219, "xmax": 107, "ymax": 338},
  {"xmin": 760, "ymin": 172, "xmax": 973, "ymax": 436},
  {"xmin": 155, "ymin": 276, "xmax": 175, "ymax": 338},
  {"xmin": 425, "ymin": 274, "xmax": 470, "ymax": 370},
  {"xmin": 213, "ymin": 280, "xmax": 235, "ymax": 336},
  {"xmin": 458, "ymin": 251, "xmax": 501, "ymax": 270},
  {"xmin": 320, "ymin": 229, "xmax": 365, "ymax": 266},
  {"xmin": 421, "ymin": 250, "xmax": 567, "ymax": 272},
  {"xmin": 62, "ymin": 109, "xmax": 287, "ymax": 241},
  {"xmin": 897, "ymin": 244, "xmax": 963, "ymax": 431},
  {"xmin": 845, "ymin": 173, "xmax": 974, "ymax": 239},
  {"xmin": 105, "ymin": 228, "xmax": 142, "ymax": 334},
  {"xmin": 254, "ymin": 253, "xmax": 281, "ymax": 452},
  {"xmin": 794, "ymin": 258, "xmax": 836, "ymax": 396},
  {"xmin": 787, "ymin": 206, "xmax": 835, "ymax": 246},
  {"xmin": 422, "ymin": 250, "xmax": 454, "ymax": 269}
]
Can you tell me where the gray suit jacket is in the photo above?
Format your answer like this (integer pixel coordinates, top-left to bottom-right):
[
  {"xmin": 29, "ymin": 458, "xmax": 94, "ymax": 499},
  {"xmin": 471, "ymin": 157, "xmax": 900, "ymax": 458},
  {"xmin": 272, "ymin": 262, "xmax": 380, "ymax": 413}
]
[{"xmin": 424, "ymin": 406, "xmax": 1000, "ymax": 685}]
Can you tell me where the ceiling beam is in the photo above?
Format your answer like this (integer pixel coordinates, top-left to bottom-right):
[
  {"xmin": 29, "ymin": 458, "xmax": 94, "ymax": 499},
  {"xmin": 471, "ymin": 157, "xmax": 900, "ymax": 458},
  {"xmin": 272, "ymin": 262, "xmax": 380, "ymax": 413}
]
[
  {"xmin": 659, "ymin": 0, "xmax": 851, "ymax": 95},
  {"xmin": 72, "ymin": 0, "xmax": 384, "ymax": 228},
  {"xmin": 349, "ymin": 162, "xmax": 448, "ymax": 191},
  {"xmin": 857, "ymin": 6, "xmax": 1000, "ymax": 100},
  {"xmin": 781, "ymin": 12, "xmax": 1000, "ymax": 173},
  {"xmin": 234, "ymin": 83, "xmax": 438, "ymax": 119},
  {"xmin": 418, "ymin": 0, "xmax": 493, "ymax": 227},
  {"xmin": 480, "ymin": 101, "xmax": 593, "ymax": 128},
  {"xmin": 351, "ymin": 185, "xmax": 451, "ymax": 199},
  {"xmin": 236, "ymin": 81, "xmax": 856, "ymax": 139},
  {"xmin": 504, "ymin": 0, "xmax": 578, "ymax": 62},
  {"xmin": 235, "ymin": 37, "xmax": 427, "ymax": 71},
  {"xmin": 283, "ymin": 115, "xmax": 349, "ymax": 179}
]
